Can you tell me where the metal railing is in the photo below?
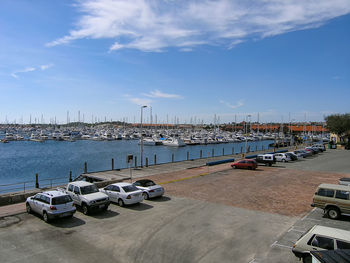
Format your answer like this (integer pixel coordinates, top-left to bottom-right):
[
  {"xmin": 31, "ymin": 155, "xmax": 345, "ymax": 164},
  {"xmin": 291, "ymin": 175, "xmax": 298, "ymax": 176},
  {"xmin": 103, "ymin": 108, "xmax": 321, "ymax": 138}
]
[{"xmin": 0, "ymin": 176, "xmax": 69, "ymax": 194}]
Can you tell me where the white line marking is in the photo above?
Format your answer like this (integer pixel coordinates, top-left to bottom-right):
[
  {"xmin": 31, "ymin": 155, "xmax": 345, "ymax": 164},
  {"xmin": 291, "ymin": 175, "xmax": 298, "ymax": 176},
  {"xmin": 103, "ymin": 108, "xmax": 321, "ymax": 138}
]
[
  {"xmin": 270, "ymin": 241, "xmax": 293, "ymax": 249},
  {"xmin": 304, "ymin": 218, "xmax": 321, "ymax": 222},
  {"xmin": 301, "ymin": 207, "xmax": 317, "ymax": 221},
  {"xmin": 248, "ymin": 259, "xmax": 258, "ymax": 263},
  {"xmin": 287, "ymin": 227, "xmax": 305, "ymax": 233}
]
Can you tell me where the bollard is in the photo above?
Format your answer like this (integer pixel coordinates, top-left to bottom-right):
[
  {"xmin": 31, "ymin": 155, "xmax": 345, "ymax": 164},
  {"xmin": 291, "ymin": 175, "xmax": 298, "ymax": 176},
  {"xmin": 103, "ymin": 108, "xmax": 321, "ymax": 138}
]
[
  {"xmin": 187, "ymin": 151, "xmax": 189, "ymax": 161},
  {"xmin": 200, "ymin": 150, "xmax": 202, "ymax": 158},
  {"xmin": 69, "ymin": 171, "xmax": 72, "ymax": 182},
  {"xmin": 112, "ymin": 158, "xmax": 114, "ymax": 170},
  {"xmin": 212, "ymin": 149, "xmax": 214, "ymax": 157},
  {"xmin": 172, "ymin": 154, "xmax": 174, "ymax": 163},
  {"xmin": 154, "ymin": 154, "xmax": 157, "ymax": 165},
  {"xmin": 84, "ymin": 162, "xmax": 87, "ymax": 173},
  {"xmin": 146, "ymin": 157, "xmax": 148, "ymax": 167},
  {"xmin": 35, "ymin": 173, "xmax": 39, "ymax": 188},
  {"xmin": 222, "ymin": 148, "xmax": 224, "ymax": 156},
  {"xmin": 134, "ymin": 156, "xmax": 137, "ymax": 168}
]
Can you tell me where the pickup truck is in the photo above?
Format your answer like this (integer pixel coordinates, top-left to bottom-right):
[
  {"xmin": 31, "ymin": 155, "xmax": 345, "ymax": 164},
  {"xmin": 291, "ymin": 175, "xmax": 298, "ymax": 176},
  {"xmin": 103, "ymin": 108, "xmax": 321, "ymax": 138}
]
[{"xmin": 58, "ymin": 181, "xmax": 110, "ymax": 215}]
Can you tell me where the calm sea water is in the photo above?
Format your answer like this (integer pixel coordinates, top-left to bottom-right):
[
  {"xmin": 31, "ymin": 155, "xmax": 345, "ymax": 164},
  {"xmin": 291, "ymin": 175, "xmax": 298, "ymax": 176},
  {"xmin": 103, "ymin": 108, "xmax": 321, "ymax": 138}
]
[{"xmin": 0, "ymin": 140, "xmax": 273, "ymax": 191}]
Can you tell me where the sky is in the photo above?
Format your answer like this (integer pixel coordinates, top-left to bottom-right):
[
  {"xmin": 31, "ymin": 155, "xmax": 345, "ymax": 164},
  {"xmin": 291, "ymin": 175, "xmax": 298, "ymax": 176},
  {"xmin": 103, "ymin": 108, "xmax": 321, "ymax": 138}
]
[{"xmin": 0, "ymin": 0, "xmax": 349, "ymax": 124}]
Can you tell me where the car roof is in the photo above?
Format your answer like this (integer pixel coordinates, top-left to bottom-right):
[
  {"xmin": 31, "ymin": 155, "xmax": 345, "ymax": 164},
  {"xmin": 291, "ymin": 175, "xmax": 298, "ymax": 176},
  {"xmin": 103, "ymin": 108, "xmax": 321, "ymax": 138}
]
[
  {"xmin": 317, "ymin": 183, "xmax": 350, "ymax": 191},
  {"xmin": 111, "ymin": 182, "xmax": 133, "ymax": 187},
  {"xmin": 69, "ymin": 181, "xmax": 94, "ymax": 187},
  {"xmin": 309, "ymin": 225, "xmax": 350, "ymax": 241},
  {"xmin": 41, "ymin": 190, "xmax": 68, "ymax": 198}
]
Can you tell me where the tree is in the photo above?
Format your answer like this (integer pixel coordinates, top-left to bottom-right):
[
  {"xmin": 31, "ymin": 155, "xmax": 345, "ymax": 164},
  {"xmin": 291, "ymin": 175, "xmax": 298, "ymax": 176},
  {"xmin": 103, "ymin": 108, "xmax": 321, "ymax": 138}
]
[{"xmin": 325, "ymin": 114, "xmax": 350, "ymax": 147}]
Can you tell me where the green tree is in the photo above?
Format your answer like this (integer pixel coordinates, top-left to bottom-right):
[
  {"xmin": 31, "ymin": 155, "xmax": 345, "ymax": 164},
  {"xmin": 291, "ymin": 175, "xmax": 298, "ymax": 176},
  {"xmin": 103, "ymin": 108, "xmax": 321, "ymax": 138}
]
[{"xmin": 325, "ymin": 113, "xmax": 350, "ymax": 147}]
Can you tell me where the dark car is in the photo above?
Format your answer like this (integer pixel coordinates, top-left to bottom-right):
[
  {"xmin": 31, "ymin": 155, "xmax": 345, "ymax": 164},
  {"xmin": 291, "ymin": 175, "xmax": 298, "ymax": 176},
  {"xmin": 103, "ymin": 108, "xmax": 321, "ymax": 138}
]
[
  {"xmin": 231, "ymin": 159, "xmax": 257, "ymax": 170},
  {"xmin": 285, "ymin": 152, "xmax": 298, "ymax": 161}
]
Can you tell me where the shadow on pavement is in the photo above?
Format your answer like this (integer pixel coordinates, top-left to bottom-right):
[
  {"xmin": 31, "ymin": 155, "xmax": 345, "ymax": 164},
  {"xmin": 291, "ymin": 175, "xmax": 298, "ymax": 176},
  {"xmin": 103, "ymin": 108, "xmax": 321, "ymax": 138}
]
[
  {"xmin": 51, "ymin": 216, "xmax": 86, "ymax": 228},
  {"xmin": 148, "ymin": 196, "xmax": 171, "ymax": 202},
  {"xmin": 123, "ymin": 202, "xmax": 153, "ymax": 211},
  {"xmin": 89, "ymin": 209, "xmax": 119, "ymax": 219}
]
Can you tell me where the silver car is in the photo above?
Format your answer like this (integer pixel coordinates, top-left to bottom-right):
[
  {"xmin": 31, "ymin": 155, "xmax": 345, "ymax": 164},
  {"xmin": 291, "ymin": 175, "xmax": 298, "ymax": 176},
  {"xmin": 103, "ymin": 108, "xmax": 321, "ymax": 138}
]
[
  {"xmin": 100, "ymin": 182, "xmax": 143, "ymax": 206},
  {"xmin": 133, "ymin": 179, "xmax": 164, "ymax": 199},
  {"xmin": 26, "ymin": 190, "xmax": 76, "ymax": 222}
]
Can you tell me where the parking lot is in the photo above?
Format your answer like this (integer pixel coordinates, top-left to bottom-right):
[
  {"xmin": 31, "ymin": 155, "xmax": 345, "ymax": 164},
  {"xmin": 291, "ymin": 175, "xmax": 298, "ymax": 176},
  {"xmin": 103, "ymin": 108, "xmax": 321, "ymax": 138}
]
[{"xmin": 0, "ymin": 149, "xmax": 349, "ymax": 263}]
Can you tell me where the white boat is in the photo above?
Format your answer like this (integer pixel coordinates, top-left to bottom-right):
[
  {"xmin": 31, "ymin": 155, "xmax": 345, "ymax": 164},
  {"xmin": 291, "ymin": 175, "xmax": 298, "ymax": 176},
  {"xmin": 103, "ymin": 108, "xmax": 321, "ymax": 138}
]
[
  {"xmin": 139, "ymin": 138, "xmax": 156, "ymax": 146},
  {"xmin": 30, "ymin": 133, "xmax": 44, "ymax": 142},
  {"xmin": 81, "ymin": 134, "xmax": 91, "ymax": 140},
  {"xmin": 162, "ymin": 137, "xmax": 186, "ymax": 147},
  {"xmin": 4, "ymin": 133, "xmax": 15, "ymax": 141}
]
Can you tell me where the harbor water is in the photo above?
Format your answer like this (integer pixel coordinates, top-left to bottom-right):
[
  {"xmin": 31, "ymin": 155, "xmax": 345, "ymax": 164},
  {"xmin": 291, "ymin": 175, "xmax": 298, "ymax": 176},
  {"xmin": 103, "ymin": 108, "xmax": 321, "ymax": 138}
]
[{"xmin": 0, "ymin": 140, "xmax": 273, "ymax": 192}]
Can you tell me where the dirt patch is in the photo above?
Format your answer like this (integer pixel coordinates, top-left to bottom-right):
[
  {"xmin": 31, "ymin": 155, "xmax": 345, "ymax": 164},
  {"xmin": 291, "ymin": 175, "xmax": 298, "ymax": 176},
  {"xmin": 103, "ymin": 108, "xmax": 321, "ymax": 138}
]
[
  {"xmin": 137, "ymin": 164, "xmax": 348, "ymax": 217},
  {"xmin": 0, "ymin": 216, "xmax": 21, "ymax": 228}
]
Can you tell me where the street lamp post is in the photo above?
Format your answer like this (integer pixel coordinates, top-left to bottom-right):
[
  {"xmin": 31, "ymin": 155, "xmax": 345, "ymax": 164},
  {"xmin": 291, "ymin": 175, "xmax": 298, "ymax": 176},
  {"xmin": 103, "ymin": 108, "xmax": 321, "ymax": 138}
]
[
  {"xmin": 244, "ymin": 114, "xmax": 251, "ymax": 156},
  {"xmin": 140, "ymin": 105, "xmax": 147, "ymax": 168}
]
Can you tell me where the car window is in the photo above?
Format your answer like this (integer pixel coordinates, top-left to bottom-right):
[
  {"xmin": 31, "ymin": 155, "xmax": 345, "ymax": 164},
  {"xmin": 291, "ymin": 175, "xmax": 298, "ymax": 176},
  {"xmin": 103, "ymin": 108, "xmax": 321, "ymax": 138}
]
[
  {"xmin": 105, "ymin": 185, "xmax": 113, "ymax": 191},
  {"xmin": 122, "ymin": 185, "xmax": 139, "ymax": 192},
  {"xmin": 34, "ymin": 194, "xmax": 42, "ymax": 200},
  {"xmin": 133, "ymin": 182, "xmax": 141, "ymax": 186},
  {"xmin": 144, "ymin": 181, "xmax": 156, "ymax": 187},
  {"xmin": 74, "ymin": 186, "xmax": 80, "ymax": 195},
  {"xmin": 335, "ymin": 190, "xmax": 349, "ymax": 200},
  {"xmin": 336, "ymin": 240, "xmax": 350, "ymax": 249},
  {"xmin": 317, "ymin": 188, "xmax": 335, "ymax": 197},
  {"xmin": 112, "ymin": 186, "xmax": 120, "ymax": 192},
  {"xmin": 52, "ymin": 195, "xmax": 72, "ymax": 205},
  {"xmin": 68, "ymin": 184, "xmax": 74, "ymax": 192},
  {"xmin": 311, "ymin": 235, "xmax": 334, "ymax": 250}
]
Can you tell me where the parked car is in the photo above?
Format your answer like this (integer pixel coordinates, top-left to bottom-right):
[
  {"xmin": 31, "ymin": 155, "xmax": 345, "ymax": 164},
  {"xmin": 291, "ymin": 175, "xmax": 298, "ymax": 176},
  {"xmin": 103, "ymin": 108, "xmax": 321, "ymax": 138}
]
[
  {"xmin": 133, "ymin": 179, "xmax": 164, "ymax": 199},
  {"xmin": 255, "ymin": 154, "xmax": 276, "ymax": 166},
  {"xmin": 312, "ymin": 144, "xmax": 326, "ymax": 152},
  {"xmin": 339, "ymin": 178, "xmax": 350, "ymax": 186},
  {"xmin": 26, "ymin": 190, "xmax": 76, "ymax": 222},
  {"xmin": 274, "ymin": 153, "xmax": 291, "ymax": 162},
  {"xmin": 58, "ymin": 181, "xmax": 110, "ymax": 215},
  {"xmin": 311, "ymin": 183, "xmax": 350, "ymax": 219},
  {"xmin": 100, "ymin": 182, "xmax": 143, "ymax": 206},
  {"xmin": 305, "ymin": 147, "xmax": 319, "ymax": 154},
  {"xmin": 292, "ymin": 225, "xmax": 350, "ymax": 262},
  {"xmin": 293, "ymin": 150, "xmax": 306, "ymax": 158},
  {"xmin": 294, "ymin": 150, "xmax": 312, "ymax": 158},
  {"xmin": 286, "ymin": 152, "xmax": 298, "ymax": 161},
  {"xmin": 231, "ymin": 159, "xmax": 257, "ymax": 170}
]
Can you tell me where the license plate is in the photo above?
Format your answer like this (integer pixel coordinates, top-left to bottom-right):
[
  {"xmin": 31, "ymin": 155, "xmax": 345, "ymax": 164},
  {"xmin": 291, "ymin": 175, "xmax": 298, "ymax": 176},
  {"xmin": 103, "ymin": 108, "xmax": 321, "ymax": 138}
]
[{"xmin": 60, "ymin": 212, "xmax": 70, "ymax": 217}]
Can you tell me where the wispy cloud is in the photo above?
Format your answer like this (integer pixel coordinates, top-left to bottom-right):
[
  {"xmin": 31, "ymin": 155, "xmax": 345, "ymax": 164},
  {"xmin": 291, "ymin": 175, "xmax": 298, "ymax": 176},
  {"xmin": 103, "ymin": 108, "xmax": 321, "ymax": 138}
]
[
  {"xmin": 47, "ymin": 0, "xmax": 350, "ymax": 52},
  {"xmin": 128, "ymin": 97, "xmax": 153, "ymax": 106},
  {"xmin": 11, "ymin": 64, "xmax": 54, "ymax": 78},
  {"xmin": 220, "ymin": 99, "xmax": 244, "ymax": 109},
  {"xmin": 143, "ymin": 90, "xmax": 183, "ymax": 99}
]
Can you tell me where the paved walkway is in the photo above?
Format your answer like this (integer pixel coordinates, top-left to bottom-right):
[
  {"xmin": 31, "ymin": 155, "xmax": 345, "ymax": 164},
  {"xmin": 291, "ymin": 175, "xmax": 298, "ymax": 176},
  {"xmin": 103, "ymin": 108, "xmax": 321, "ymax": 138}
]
[{"xmin": 0, "ymin": 203, "xmax": 25, "ymax": 218}]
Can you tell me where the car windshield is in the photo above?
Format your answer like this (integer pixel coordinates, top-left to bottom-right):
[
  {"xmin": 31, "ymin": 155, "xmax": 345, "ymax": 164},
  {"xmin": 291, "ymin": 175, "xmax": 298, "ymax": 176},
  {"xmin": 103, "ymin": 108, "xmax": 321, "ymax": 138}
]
[
  {"xmin": 52, "ymin": 195, "xmax": 72, "ymax": 205},
  {"xmin": 122, "ymin": 185, "xmax": 139, "ymax": 192},
  {"xmin": 80, "ymin": 185, "xmax": 99, "ymax": 195}
]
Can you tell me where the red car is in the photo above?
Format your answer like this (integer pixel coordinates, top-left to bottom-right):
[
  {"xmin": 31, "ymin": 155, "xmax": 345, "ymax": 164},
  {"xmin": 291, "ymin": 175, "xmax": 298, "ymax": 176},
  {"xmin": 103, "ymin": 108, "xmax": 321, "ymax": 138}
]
[{"xmin": 231, "ymin": 159, "xmax": 258, "ymax": 170}]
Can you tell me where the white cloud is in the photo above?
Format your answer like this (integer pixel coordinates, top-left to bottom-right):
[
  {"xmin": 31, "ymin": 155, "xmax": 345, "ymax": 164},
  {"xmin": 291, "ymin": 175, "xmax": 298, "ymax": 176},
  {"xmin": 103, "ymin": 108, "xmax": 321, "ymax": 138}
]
[
  {"xmin": 220, "ymin": 99, "xmax": 244, "ymax": 109},
  {"xmin": 40, "ymin": 64, "xmax": 54, "ymax": 70},
  {"xmin": 11, "ymin": 64, "xmax": 53, "ymax": 78},
  {"xmin": 129, "ymin": 97, "xmax": 152, "ymax": 106},
  {"xmin": 143, "ymin": 90, "xmax": 183, "ymax": 99},
  {"xmin": 47, "ymin": 0, "xmax": 350, "ymax": 52}
]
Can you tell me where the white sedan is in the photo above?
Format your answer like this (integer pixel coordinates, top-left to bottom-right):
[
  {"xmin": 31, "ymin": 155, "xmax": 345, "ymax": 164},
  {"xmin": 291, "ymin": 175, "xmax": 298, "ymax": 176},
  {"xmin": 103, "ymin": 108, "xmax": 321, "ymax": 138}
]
[
  {"xmin": 100, "ymin": 182, "xmax": 143, "ymax": 206},
  {"xmin": 133, "ymin": 179, "xmax": 164, "ymax": 199}
]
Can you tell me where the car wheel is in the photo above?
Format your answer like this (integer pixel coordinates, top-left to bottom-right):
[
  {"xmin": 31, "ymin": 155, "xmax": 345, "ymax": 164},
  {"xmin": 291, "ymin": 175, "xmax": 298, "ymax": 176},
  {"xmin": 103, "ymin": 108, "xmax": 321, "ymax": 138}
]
[
  {"xmin": 82, "ymin": 204, "xmax": 89, "ymax": 215},
  {"xmin": 43, "ymin": 211, "xmax": 50, "ymax": 223},
  {"xmin": 233, "ymin": 165, "xmax": 237, "ymax": 169},
  {"xmin": 327, "ymin": 207, "xmax": 340, "ymax": 219},
  {"xmin": 143, "ymin": 192, "xmax": 149, "ymax": 200},
  {"xmin": 302, "ymin": 255, "xmax": 312, "ymax": 263},
  {"xmin": 118, "ymin": 199, "xmax": 124, "ymax": 207},
  {"xmin": 282, "ymin": 159, "xmax": 286, "ymax": 162},
  {"xmin": 102, "ymin": 205, "xmax": 108, "ymax": 211},
  {"xmin": 26, "ymin": 203, "xmax": 32, "ymax": 214}
]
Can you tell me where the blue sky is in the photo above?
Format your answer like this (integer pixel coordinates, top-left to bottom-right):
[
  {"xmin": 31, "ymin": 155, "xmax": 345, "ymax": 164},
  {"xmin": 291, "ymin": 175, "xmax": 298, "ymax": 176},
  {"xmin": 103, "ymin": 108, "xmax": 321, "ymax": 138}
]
[{"xmin": 0, "ymin": 0, "xmax": 349, "ymax": 124}]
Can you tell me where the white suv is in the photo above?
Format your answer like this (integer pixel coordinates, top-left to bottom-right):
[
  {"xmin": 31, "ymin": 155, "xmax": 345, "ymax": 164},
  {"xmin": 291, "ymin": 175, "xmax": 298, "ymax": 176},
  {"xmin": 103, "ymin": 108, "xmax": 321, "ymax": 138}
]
[{"xmin": 26, "ymin": 190, "xmax": 76, "ymax": 222}]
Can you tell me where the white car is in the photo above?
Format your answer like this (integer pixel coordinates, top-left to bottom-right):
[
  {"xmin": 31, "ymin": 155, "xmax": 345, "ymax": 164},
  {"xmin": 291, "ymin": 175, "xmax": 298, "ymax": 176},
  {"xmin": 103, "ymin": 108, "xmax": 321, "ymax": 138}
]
[
  {"xmin": 100, "ymin": 182, "xmax": 143, "ymax": 206},
  {"xmin": 273, "ymin": 153, "xmax": 291, "ymax": 162},
  {"xmin": 26, "ymin": 190, "xmax": 76, "ymax": 222},
  {"xmin": 133, "ymin": 179, "xmax": 164, "ymax": 199},
  {"xmin": 292, "ymin": 225, "xmax": 350, "ymax": 262}
]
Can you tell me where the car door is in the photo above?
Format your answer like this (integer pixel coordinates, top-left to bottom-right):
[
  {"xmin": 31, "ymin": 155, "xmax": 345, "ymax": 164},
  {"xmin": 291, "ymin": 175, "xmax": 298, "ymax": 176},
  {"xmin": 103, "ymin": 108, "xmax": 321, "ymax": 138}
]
[
  {"xmin": 71, "ymin": 186, "xmax": 81, "ymax": 204},
  {"xmin": 112, "ymin": 186, "xmax": 121, "ymax": 201},
  {"xmin": 335, "ymin": 190, "xmax": 350, "ymax": 214},
  {"xmin": 31, "ymin": 194, "xmax": 42, "ymax": 213},
  {"xmin": 36, "ymin": 195, "xmax": 47, "ymax": 215},
  {"xmin": 103, "ymin": 185, "xmax": 115, "ymax": 201}
]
